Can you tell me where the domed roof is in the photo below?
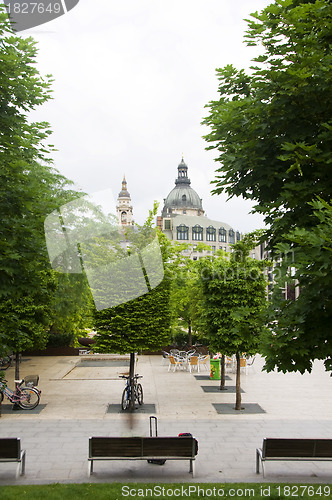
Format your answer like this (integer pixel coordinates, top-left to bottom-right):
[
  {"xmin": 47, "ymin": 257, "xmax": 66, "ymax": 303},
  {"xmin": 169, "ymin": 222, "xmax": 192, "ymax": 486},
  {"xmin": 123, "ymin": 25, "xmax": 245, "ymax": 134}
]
[
  {"xmin": 162, "ymin": 158, "xmax": 203, "ymax": 215},
  {"xmin": 118, "ymin": 175, "xmax": 130, "ymax": 198}
]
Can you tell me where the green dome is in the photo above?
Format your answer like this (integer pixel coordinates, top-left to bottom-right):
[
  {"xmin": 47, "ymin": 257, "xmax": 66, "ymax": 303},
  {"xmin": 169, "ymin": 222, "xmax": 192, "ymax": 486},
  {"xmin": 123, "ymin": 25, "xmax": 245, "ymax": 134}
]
[{"xmin": 162, "ymin": 159, "xmax": 203, "ymax": 215}]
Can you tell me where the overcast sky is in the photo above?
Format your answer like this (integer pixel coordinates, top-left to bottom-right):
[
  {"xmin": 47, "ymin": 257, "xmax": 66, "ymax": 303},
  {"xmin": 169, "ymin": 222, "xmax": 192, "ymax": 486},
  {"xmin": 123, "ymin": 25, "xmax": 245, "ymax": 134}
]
[{"xmin": 27, "ymin": 0, "xmax": 272, "ymax": 232}]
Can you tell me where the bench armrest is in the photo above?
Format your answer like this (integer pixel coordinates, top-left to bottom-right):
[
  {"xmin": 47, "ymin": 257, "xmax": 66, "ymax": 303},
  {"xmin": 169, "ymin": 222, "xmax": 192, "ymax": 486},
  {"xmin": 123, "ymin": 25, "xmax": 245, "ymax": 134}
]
[{"xmin": 256, "ymin": 448, "xmax": 263, "ymax": 474}]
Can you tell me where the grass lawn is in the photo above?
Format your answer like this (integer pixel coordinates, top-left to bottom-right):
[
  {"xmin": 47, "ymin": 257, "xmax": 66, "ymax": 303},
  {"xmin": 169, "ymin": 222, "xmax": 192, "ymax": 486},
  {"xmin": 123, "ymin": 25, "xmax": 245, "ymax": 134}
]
[{"xmin": 0, "ymin": 483, "xmax": 331, "ymax": 499}]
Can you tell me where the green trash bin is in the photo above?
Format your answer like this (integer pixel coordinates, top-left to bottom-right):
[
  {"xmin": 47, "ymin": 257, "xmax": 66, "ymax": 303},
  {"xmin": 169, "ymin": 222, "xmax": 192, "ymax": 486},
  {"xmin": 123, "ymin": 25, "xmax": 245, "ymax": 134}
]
[{"xmin": 210, "ymin": 359, "xmax": 221, "ymax": 380}]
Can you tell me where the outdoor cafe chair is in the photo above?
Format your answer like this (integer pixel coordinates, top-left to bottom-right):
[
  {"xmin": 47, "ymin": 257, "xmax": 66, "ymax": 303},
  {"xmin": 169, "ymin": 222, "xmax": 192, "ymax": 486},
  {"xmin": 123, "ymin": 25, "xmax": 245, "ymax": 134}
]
[
  {"xmin": 186, "ymin": 349, "xmax": 196, "ymax": 358},
  {"xmin": 225, "ymin": 356, "xmax": 234, "ymax": 372},
  {"xmin": 240, "ymin": 357, "xmax": 247, "ymax": 375},
  {"xmin": 188, "ymin": 356, "xmax": 199, "ymax": 373},
  {"xmin": 198, "ymin": 355, "xmax": 209, "ymax": 371},
  {"xmin": 161, "ymin": 350, "xmax": 170, "ymax": 365},
  {"xmin": 168, "ymin": 355, "xmax": 185, "ymax": 372}
]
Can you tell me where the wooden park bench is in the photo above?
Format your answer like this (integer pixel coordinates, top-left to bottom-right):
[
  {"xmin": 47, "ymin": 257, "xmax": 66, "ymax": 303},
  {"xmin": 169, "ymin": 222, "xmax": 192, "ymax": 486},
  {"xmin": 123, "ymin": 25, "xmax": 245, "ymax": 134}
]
[
  {"xmin": 88, "ymin": 436, "xmax": 197, "ymax": 476},
  {"xmin": 0, "ymin": 438, "xmax": 26, "ymax": 477},
  {"xmin": 256, "ymin": 438, "xmax": 332, "ymax": 477}
]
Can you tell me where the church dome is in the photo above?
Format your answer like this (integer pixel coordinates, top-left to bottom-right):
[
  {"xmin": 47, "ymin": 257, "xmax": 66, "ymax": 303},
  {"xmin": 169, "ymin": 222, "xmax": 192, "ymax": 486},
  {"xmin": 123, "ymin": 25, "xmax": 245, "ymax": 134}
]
[{"xmin": 162, "ymin": 158, "xmax": 204, "ymax": 216}]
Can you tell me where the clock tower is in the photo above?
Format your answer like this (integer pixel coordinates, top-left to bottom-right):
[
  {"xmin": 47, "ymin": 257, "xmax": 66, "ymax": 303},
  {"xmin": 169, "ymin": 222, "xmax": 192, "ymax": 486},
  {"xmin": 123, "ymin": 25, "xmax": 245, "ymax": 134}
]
[{"xmin": 116, "ymin": 175, "xmax": 134, "ymax": 226}]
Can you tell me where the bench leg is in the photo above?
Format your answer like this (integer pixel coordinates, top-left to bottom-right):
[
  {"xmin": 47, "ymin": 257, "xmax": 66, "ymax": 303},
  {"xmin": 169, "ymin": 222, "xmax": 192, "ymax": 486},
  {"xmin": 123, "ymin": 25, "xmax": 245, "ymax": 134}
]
[
  {"xmin": 16, "ymin": 463, "xmax": 20, "ymax": 479},
  {"xmin": 256, "ymin": 449, "xmax": 266, "ymax": 478},
  {"xmin": 88, "ymin": 459, "xmax": 94, "ymax": 476},
  {"xmin": 21, "ymin": 450, "xmax": 26, "ymax": 475},
  {"xmin": 256, "ymin": 449, "xmax": 260, "ymax": 474},
  {"xmin": 189, "ymin": 459, "xmax": 195, "ymax": 477}
]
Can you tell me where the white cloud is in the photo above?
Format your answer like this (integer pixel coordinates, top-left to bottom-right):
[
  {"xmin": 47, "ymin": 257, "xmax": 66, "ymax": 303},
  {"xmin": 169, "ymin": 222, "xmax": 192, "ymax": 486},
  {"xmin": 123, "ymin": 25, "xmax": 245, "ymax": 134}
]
[{"xmin": 27, "ymin": 0, "xmax": 271, "ymax": 232}]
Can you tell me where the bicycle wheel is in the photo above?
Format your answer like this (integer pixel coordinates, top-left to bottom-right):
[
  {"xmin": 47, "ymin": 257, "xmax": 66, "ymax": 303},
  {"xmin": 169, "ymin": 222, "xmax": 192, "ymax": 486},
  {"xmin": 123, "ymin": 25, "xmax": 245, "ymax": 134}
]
[
  {"xmin": 121, "ymin": 388, "xmax": 130, "ymax": 410},
  {"xmin": 18, "ymin": 388, "xmax": 40, "ymax": 410},
  {"xmin": 136, "ymin": 383, "xmax": 143, "ymax": 405},
  {"xmin": 0, "ymin": 391, "xmax": 3, "ymax": 404},
  {"xmin": 0, "ymin": 356, "xmax": 11, "ymax": 370}
]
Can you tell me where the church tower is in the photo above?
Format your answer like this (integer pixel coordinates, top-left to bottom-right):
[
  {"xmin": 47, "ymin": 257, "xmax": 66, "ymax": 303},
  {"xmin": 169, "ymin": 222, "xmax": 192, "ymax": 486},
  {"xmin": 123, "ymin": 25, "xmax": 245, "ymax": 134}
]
[
  {"xmin": 162, "ymin": 157, "xmax": 204, "ymax": 217},
  {"xmin": 116, "ymin": 175, "xmax": 134, "ymax": 226}
]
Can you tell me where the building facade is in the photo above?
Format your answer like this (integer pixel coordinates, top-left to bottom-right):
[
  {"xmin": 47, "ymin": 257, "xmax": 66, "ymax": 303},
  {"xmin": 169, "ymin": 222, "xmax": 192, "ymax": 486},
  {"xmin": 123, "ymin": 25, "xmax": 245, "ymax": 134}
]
[
  {"xmin": 157, "ymin": 158, "xmax": 263, "ymax": 260},
  {"xmin": 116, "ymin": 175, "xmax": 134, "ymax": 226}
]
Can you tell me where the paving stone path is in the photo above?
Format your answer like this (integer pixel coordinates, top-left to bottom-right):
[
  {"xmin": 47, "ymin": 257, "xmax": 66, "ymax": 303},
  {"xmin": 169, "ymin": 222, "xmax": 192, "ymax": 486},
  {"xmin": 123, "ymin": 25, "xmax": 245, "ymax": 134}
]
[{"xmin": 0, "ymin": 354, "xmax": 331, "ymax": 484}]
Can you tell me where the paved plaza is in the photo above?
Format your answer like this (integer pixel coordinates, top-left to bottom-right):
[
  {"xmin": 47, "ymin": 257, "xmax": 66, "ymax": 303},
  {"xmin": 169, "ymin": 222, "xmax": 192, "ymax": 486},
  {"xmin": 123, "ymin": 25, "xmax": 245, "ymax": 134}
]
[{"xmin": 0, "ymin": 353, "xmax": 331, "ymax": 485}]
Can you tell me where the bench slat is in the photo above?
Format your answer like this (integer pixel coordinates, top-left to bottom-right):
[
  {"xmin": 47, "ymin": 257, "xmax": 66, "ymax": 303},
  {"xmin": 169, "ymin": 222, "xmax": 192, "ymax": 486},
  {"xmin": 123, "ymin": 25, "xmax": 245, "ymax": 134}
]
[
  {"xmin": 263, "ymin": 439, "xmax": 332, "ymax": 459},
  {"xmin": 89, "ymin": 437, "xmax": 195, "ymax": 459},
  {"xmin": 143, "ymin": 437, "xmax": 194, "ymax": 458},
  {"xmin": 0, "ymin": 438, "xmax": 20, "ymax": 460},
  {"xmin": 90, "ymin": 437, "xmax": 142, "ymax": 458},
  {"xmin": 315, "ymin": 440, "xmax": 332, "ymax": 458}
]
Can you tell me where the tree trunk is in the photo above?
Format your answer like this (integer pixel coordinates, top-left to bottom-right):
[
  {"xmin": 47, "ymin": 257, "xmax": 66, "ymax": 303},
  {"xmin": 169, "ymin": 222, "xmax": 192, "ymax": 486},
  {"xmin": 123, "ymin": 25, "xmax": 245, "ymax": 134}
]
[
  {"xmin": 235, "ymin": 352, "xmax": 242, "ymax": 410},
  {"xmin": 129, "ymin": 352, "xmax": 135, "ymax": 411},
  {"xmin": 188, "ymin": 320, "xmax": 192, "ymax": 347},
  {"xmin": 219, "ymin": 355, "xmax": 226, "ymax": 390},
  {"xmin": 15, "ymin": 352, "xmax": 20, "ymax": 384}
]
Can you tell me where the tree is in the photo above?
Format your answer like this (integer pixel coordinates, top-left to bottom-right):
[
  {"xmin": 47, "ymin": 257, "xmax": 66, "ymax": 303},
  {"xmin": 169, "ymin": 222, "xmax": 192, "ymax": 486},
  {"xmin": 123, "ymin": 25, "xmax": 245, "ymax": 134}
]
[
  {"xmin": 198, "ymin": 234, "xmax": 268, "ymax": 410},
  {"xmin": 203, "ymin": 0, "xmax": 332, "ymax": 248},
  {"xmin": 48, "ymin": 273, "xmax": 94, "ymax": 340},
  {"xmin": 202, "ymin": 0, "xmax": 332, "ymax": 374},
  {"xmin": 0, "ymin": 8, "xmax": 82, "ymax": 378},
  {"xmin": 168, "ymin": 242, "xmax": 208, "ymax": 347},
  {"xmin": 92, "ymin": 204, "xmax": 172, "ymax": 409},
  {"xmin": 263, "ymin": 198, "xmax": 332, "ymax": 374}
]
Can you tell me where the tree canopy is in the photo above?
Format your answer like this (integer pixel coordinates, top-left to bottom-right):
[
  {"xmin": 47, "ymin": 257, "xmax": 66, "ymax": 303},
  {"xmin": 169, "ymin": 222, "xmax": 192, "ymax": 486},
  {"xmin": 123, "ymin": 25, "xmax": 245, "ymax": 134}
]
[
  {"xmin": 92, "ymin": 205, "xmax": 172, "ymax": 355},
  {"xmin": 197, "ymin": 234, "xmax": 268, "ymax": 408},
  {"xmin": 203, "ymin": 0, "xmax": 332, "ymax": 374},
  {"xmin": 0, "ymin": 8, "xmax": 84, "ymax": 356},
  {"xmin": 203, "ymin": 0, "xmax": 332, "ymax": 247},
  {"xmin": 263, "ymin": 198, "xmax": 332, "ymax": 373}
]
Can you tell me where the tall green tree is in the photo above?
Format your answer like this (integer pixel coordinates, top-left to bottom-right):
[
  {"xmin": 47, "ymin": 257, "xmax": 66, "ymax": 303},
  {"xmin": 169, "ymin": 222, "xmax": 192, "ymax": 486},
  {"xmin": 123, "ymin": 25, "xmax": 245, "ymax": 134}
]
[
  {"xmin": 92, "ymin": 205, "xmax": 172, "ymax": 409},
  {"xmin": 198, "ymin": 235, "xmax": 268, "ymax": 410},
  {"xmin": 203, "ymin": 0, "xmax": 332, "ymax": 374},
  {"xmin": 0, "ymin": 8, "xmax": 83, "ymax": 376},
  {"xmin": 168, "ymin": 242, "xmax": 208, "ymax": 347},
  {"xmin": 263, "ymin": 199, "xmax": 332, "ymax": 374},
  {"xmin": 203, "ymin": 0, "xmax": 332, "ymax": 247}
]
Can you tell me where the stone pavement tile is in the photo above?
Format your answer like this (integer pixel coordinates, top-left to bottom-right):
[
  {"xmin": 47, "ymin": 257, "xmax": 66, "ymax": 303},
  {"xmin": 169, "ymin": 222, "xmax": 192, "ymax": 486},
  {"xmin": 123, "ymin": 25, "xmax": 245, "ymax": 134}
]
[{"xmin": 1, "ymin": 355, "xmax": 332, "ymax": 484}]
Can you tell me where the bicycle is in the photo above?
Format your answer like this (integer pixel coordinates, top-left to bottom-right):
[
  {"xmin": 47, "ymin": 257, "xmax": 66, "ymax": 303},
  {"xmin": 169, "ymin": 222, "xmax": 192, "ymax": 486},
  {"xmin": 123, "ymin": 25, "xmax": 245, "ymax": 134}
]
[
  {"xmin": 0, "ymin": 377, "xmax": 41, "ymax": 410},
  {"xmin": 0, "ymin": 353, "xmax": 14, "ymax": 370},
  {"xmin": 120, "ymin": 374, "xmax": 143, "ymax": 410}
]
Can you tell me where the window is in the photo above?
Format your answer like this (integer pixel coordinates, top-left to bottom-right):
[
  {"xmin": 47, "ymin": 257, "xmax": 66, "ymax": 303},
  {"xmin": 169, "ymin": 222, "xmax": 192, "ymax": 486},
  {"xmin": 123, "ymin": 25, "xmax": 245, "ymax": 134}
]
[
  {"xmin": 211, "ymin": 246, "xmax": 216, "ymax": 253},
  {"xmin": 229, "ymin": 229, "xmax": 235, "ymax": 244},
  {"xmin": 206, "ymin": 226, "xmax": 216, "ymax": 242},
  {"xmin": 182, "ymin": 194, "xmax": 187, "ymax": 202},
  {"xmin": 164, "ymin": 219, "xmax": 171, "ymax": 230},
  {"xmin": 219, "ymin": 227, "xmax": 227, "ymax": 242},
  {"xmin": 192, "ymin": 225, "xmax": 203, "ymax": 241},
  {"xmin": 236, "ymin": 231, "xmax": 241, "ymax": 242},
  {"xmin": 177, "ymin": 224, "xmax": 189, "ymax": 240}
]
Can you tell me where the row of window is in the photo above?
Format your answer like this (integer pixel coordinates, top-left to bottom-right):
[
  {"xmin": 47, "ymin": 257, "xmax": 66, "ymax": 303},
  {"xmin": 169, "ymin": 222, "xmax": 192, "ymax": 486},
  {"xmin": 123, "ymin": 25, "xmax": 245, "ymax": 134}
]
[{"xmin": 176, "ymin": 224, "xmax": 240, "ymax": 243}]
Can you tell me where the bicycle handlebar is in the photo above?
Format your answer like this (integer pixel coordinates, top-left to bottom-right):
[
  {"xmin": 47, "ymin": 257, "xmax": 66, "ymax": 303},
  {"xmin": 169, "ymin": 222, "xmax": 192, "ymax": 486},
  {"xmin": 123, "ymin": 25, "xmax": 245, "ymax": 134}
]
[{"xmin": 119, "ymin": 374, "xmax": 143, "ymax": 379}]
